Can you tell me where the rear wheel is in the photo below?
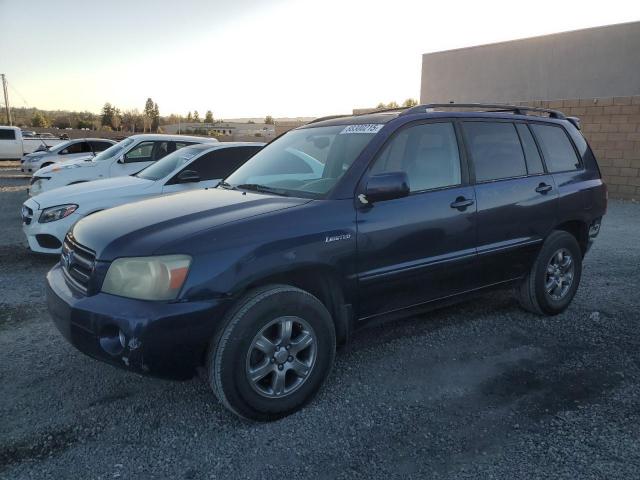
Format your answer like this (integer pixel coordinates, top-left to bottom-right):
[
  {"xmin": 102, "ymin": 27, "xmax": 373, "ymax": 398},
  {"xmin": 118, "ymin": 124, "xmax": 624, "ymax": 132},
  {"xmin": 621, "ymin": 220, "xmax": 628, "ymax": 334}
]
[
  {"xmin": 207, "ymin": 285, "xmax": 336, "ymax": 421},
  {"xmin": 517, "ymin": 230, "xmax": 582, "ymax": 316}
]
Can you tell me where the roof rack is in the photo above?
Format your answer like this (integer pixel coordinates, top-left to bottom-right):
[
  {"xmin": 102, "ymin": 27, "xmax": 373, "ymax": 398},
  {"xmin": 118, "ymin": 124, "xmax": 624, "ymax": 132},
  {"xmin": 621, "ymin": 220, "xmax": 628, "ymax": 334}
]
[
  {"xmin": 306, "ymin": 114, "xmax": 352, "ymax": 125},
  {"xmin": 401, "ymin": 103, "xmax": 566, "ymax": 119},
  {"xmin": 308, "ymin": 107, "xmax": 409, "ymax": 125}
]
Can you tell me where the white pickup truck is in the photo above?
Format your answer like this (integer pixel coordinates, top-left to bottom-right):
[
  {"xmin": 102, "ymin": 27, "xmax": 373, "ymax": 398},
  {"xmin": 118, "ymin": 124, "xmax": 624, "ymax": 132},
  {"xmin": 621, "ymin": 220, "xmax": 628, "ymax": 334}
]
[{"xmin": 0, "ymin": 126, "xmax": 65, "ymax": 160}]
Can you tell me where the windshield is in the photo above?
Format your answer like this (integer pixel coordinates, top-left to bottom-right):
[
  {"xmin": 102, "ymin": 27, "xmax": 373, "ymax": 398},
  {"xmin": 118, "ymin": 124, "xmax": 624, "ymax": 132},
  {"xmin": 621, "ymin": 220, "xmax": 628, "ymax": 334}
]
[
  {"xmin": 223, "ymin": 124, "xmax": 380, "ymax": 197},
  {"xmin": 93, "ymin": 137, "xmax": 135, "ymax": 162},
  {"xmin": 135, "ymin": 146, "xmax": 205, "ymax": 181},
  {"xmin": 48, "ymin": 140, "xmax": 74, "ymax": 153}
]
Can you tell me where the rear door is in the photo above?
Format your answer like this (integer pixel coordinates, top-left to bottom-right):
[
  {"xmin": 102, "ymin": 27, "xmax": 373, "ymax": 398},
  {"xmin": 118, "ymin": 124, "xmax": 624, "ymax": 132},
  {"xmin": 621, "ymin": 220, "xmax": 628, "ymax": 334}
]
[
  {"xmin": 356, "ymin": 121, "xmax": 478, "ymax": 318},
  {"xmin": 462, "ymin": 120, "xmax": 558, "ymax": 285}
]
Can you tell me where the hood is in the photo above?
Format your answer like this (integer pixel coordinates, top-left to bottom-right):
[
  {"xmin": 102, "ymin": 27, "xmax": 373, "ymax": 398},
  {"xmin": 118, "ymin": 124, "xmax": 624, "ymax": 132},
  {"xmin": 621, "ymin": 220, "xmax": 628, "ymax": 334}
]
[
  {"xmin": 36, "ymin": 158, "xmax": 98, "ymax": 175},
  {"xmin": 32, "ymin": 175, "xmax": 154, "ymax": 208},
  {"xmin": 24, "ymin": 151, "xmax": 47, "ymax": 159},
  {"xmin": 72, "ymin": 188, "xmax": 311, "ymax": 260}
]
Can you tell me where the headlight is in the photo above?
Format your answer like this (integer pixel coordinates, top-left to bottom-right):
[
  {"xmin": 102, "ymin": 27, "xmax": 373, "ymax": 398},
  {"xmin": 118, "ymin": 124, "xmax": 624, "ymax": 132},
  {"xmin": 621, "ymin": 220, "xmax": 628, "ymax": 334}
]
[
  {"xmin": 101, "ymin": 255, "xmax": 192, "ymax": 301},
  {"xmin": 38, "ymin": 204, "xmax": 78, "ymax": 223}
]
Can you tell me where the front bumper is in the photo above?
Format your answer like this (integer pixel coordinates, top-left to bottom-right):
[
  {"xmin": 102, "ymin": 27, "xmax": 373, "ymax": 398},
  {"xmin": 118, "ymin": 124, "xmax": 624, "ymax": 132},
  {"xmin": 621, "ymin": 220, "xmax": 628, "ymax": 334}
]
[
  {"xmin": 22, "ymin": 209, "xmax": 79, "ymax": 254},
  {"xmin": 46, "ymin": 264, "xmax": 230, "ymax": 380}
]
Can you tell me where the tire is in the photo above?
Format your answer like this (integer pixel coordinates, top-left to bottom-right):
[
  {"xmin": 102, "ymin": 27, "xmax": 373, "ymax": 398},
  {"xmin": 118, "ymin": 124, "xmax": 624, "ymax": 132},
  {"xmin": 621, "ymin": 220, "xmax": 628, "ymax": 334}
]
[
  {"xmin": 517, "ymin": 230, "xmax": 582, "ymax": 316},
  {"xmin": 207, "ymin": 284, "xmax": 336, "ymax": 421}
]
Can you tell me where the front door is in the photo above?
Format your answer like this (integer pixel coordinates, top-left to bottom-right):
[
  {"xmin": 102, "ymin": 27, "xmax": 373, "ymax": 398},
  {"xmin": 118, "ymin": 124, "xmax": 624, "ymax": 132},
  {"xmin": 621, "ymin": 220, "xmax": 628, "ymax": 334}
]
[
  {"xmin": 356, "ymin": 121, "xmax": 478, "ymax": 319},
  {"xmin": 111, "ymin": 140, "xmax": 176, "ymax": 177}
]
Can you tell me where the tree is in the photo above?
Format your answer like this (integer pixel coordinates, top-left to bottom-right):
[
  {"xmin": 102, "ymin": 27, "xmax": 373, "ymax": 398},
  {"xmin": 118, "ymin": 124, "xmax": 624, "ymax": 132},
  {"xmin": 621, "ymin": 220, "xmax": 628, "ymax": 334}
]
[
  {"xmin": 205, "ymin": 110, "xmax": 214, "ymax": 123},
  {"xmin": 53, "ymin": 114, "xmax": 72, "ymax": 129},
  {"xmin": 264, "ymin": 115, "xmax": 274, "ymax": 125},
  {"xmin": 112, "ymin": 108, "xmax": 122, "ymax": 131},
  {"xmin": 151, "ymin": 103, "xmax": 160, "ymax": 132},
  {"xmin": 101, "ymin": 102, "xmax": 115, "ymax": 127},
  {"xmin": 123, "ymin": 109, "xmax": 142, "ymax": 133},
  {"xmin": 193, "ymin": 110, "xmax": 200, "ymax": 122},
  {"xmin": 376, "ymin": 101, "xmax": 401, "ymax": 109},
  {"xmin": 31, "ymin": 111, "xmax": 48, "ymax": 127},
  {"xmin": 402, "ymin": 98, "xmax": 418, "ymax": 107},
  {"xmin": 143, "ymin": 98, "xmax": 155, "ymax": 132},
  {"xmin": 187, "ymin": 111, "xmax": 193, "ymax": 122}
]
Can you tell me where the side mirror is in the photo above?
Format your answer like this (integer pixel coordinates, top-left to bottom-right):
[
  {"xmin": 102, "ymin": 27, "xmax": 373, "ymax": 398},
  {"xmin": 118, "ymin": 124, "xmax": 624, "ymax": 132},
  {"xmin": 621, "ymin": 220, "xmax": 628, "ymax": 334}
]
[
  {"xmin": 117, "ymin": 156, "xmax": 125, "ymax": 164},
  {"xmin": 363, "ymin": 171, "xmax": 410, "ymax": 204},
  {"xmin": 176, "ymin": 169, "xmax": 200, "ymax": 183}
]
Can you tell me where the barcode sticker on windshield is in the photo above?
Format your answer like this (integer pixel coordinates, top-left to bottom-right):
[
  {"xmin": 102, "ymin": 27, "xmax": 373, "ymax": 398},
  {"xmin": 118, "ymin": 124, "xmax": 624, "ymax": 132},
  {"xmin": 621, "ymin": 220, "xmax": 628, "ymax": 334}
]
[{"xmin": 339, "ymin": 124, "xmax": 384, "ymax": 135}]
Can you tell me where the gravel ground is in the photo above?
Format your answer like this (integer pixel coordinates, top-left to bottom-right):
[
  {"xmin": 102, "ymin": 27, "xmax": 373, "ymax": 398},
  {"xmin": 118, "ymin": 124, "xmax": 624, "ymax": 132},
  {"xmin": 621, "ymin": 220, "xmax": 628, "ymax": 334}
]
[{"xmin": 1, "ymin": 167, "xmax": 640, "ymax": 479}]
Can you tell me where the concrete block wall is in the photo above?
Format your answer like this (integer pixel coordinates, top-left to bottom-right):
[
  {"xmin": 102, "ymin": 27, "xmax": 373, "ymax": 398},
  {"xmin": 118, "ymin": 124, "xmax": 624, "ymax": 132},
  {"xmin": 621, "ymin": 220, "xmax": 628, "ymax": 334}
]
[{"xmin": 518, "ymin": 96, "xmax": 640, "ymax": 200}]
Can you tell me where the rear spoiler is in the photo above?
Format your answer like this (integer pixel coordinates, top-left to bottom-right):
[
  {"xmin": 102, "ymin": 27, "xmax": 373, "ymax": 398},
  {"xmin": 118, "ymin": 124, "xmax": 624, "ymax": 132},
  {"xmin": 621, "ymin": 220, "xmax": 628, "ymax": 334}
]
[{"xmin": 566, "ymin": 116, "xmax": 581, "ymax": 130}]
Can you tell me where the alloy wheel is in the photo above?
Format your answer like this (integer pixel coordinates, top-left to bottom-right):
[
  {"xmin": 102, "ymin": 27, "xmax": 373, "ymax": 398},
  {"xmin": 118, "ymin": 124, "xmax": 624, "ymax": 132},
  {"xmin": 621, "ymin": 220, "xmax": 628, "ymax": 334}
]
[
  {"xmin": 245, "ymin": 316, "xmax": 317, "ymax": 398},
  {"xmin": 545, "ymin": 248, "xmax": 575, "ymax": 301}
]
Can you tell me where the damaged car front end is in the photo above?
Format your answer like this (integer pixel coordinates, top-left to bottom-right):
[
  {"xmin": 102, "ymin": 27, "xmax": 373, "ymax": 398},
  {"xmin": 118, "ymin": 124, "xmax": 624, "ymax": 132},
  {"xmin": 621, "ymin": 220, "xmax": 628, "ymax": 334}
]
[{"xmin": 46, "ymin": 232, "xmax": 230, "ymax": 380}]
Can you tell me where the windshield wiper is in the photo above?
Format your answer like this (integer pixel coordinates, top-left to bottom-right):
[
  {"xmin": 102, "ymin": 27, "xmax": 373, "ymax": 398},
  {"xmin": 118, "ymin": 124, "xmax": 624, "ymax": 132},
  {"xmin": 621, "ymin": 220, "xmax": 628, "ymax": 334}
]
[
  {"xmin": 218, "ymin": 180, "xmax": 237, "ymax": 190},
  {"xmin": 235, "ymin": 183, "xmax": 289, "ymax": 196}
]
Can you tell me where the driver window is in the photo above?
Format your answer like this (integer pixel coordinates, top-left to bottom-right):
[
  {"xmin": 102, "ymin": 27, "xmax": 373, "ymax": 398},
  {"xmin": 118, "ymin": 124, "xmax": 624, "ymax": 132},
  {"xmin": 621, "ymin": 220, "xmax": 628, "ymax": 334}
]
[
  {"xmin": 61, "ymin": 142, "xmax": 85, "ymax": 155},
  {"xmin": 371, "ymin": 122, "xmax": 462, "ymax": 192},
  {"xmin": 124, "ymin": 141, "xmax": 155, "ymax": 163}
]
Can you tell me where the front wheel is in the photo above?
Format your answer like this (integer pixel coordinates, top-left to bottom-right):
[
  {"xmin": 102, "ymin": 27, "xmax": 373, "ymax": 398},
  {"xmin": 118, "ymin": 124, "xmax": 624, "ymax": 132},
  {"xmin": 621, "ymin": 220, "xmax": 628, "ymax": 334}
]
[
  {"xmin": 207, "ymin": 285, "xmax": 336, "ymax": 421},
  {"xmin": 517, "ymin": 230, "xmax": 582, "ymax": 316}
]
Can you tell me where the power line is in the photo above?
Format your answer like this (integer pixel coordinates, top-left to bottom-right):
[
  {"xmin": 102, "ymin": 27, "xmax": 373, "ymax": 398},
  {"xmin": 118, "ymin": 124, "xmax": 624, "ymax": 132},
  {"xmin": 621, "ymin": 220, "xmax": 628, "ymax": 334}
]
[{"xmin": 7, "ymin": 82, "xmax": 30, "ymax": 108}]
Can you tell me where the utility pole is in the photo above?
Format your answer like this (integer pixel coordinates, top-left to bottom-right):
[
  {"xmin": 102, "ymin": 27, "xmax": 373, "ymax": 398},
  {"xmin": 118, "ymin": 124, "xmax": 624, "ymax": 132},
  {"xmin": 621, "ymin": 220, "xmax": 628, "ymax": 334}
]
[{"xmin": 1, "ymin": 74, "xmax": 12, "ymax": 126}]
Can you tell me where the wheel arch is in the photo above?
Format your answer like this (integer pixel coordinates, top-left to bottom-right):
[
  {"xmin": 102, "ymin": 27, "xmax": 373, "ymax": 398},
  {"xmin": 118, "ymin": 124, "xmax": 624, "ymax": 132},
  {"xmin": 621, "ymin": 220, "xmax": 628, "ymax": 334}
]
[
  {"xmin": 238, "ymin": 265, "xmax": 354, "ymax": 345},
  {"xmin": 554, "ymin": 219, "xmax": 589, "ymax": 256}
]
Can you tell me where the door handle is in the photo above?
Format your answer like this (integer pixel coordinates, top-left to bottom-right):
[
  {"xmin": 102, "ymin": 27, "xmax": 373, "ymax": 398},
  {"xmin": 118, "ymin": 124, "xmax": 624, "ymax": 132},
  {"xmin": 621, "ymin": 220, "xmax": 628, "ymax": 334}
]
[
  {"xmin": 450, "ymin": 197, "xmax": 474, "ymax": 210},
  {"xmin": 535, "ymin": 183, "xmax": 553, "ymax": 194}
]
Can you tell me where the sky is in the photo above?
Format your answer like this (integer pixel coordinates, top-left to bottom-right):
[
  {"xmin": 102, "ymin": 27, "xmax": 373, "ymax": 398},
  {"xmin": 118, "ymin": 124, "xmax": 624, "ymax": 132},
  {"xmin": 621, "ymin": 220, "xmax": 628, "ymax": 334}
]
[{"xmin": 1, "ymin": 0, "xmax": 639, "ymax": 119}]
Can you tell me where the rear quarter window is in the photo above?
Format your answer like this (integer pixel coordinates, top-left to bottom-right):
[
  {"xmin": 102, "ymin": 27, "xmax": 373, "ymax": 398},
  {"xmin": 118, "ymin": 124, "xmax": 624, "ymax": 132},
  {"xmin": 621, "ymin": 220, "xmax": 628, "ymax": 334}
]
[
  {"xmin": 0, "ymin": 129, "xmax": 16, "ymax": 140},
  {"xmin": 530, "ymin": 124, "xmax": 581, "ymax": 173}
]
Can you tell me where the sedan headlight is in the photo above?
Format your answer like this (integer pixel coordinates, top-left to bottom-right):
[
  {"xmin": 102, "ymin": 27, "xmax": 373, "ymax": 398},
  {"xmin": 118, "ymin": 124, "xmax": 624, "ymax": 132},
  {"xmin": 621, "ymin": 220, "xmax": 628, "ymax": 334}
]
[
  {"xmin": 38, "ymin": 204, "xmax": 78, "ymax": 223},
  {"xmin": 101, "ymin": 255, "xmax": 192, "ymax": 301}
]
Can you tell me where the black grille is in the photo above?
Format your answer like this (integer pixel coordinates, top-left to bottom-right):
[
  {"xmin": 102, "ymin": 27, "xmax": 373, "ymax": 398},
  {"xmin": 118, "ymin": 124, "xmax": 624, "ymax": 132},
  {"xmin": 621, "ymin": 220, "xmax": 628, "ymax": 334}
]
[{"xmin": 61, "ymin": 234, "xmax": 96, "ymax": 294}]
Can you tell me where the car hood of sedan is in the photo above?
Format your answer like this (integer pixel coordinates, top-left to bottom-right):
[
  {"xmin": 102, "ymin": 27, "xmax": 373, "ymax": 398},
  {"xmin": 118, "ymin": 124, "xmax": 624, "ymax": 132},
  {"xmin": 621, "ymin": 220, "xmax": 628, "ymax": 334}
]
[
  {"xmin": 36, "ymin": 158, "xmax": 96, "ymax": 174},
  {"xmin": 72, "ymin": 188, "xmax": 311, "ymax": 260},
  {"xmin": 32, "ymin": 175, "xmax": 155, "ymax": 208},
  {"xmin": 24, "ymin": 151, "xmax": 47, "ymax": 159}
]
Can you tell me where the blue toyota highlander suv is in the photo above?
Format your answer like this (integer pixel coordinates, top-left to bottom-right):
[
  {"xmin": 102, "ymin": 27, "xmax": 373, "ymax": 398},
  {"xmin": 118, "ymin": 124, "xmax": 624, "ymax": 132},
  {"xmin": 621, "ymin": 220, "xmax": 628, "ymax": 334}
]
[{"xmin": 46, "ymin": 104, "xmax": 607, "ymax": 420}]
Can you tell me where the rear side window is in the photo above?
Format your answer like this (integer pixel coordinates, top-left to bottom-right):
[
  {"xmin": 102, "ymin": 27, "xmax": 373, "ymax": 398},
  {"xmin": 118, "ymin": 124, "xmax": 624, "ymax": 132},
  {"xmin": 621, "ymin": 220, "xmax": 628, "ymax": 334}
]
[
  {"xmin": 185, "ymin": 146, "xmax": 261, "ymax": 181},
  {"xmin": 530, "ymin": 124, "xmax": 581, "ymax": 172},
  {"xmin": 515, "ymin": 124, "xmax": 544, "ymax": 175},
  {"xmin": 0, "ymin": 129, "xmax": 16, "ymax": 140},
  {"xmin": 90, "ymin": 141, "xmax": 113, "ymax": 151},
  {"xmin": 463, "ymin": 122, "xmax": 527, "ymax": 182},
  {"xmin": 62, "ymin": 141, "xmax": 91, "ymax": 154},
  {"xmin": 372, "ymin": 122, "xmax": 461, "ymax": 192}
]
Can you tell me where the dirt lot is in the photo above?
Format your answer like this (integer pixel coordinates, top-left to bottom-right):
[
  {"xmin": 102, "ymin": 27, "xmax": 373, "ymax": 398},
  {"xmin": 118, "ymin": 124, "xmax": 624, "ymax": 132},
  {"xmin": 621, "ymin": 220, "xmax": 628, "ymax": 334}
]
[{"xmin": 1, "ymin": 165, "xmax": 640, "ymax": 479}]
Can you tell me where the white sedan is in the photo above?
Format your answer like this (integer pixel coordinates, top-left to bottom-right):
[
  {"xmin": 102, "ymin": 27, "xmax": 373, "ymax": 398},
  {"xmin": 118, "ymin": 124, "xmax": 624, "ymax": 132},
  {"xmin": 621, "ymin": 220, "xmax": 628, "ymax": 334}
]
[
  {"xmin": 29, "ymin": 134, "xmax": 218, "ymax": 196},
  {"xmin": 22, "ymin": 142, "xmax": 264, "ymax": 254},
  {"xmin": 21, "ymin": 138, "xmax": 116, "ymax": 173}
]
